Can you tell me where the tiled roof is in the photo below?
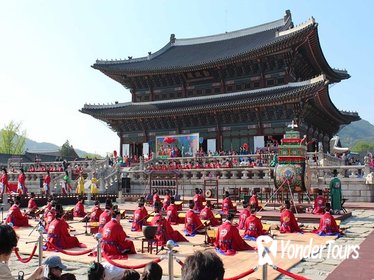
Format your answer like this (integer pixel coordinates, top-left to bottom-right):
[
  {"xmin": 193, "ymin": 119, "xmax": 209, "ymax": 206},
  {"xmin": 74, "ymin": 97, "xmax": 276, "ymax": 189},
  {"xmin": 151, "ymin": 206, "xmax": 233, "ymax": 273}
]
[{"xmin": 92, "ymin": 12, "xmax": 296, "ymax": 73}]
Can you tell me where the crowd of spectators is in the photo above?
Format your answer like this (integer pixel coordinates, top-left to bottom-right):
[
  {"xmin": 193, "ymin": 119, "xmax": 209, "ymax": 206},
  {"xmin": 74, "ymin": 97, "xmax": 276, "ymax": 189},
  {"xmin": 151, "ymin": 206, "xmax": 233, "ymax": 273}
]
[
  {"xmin": 146, "ymin": 155, "xmax": 267, "ymax": 171},
  {"xmin": 2, "ymin": 222, "xmax": 164, "ymax": 280}
]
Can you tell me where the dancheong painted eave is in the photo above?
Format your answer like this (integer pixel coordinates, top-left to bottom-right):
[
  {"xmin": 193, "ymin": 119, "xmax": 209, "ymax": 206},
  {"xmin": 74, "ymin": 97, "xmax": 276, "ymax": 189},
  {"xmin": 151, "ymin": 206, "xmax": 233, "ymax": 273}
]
[
  {"xmin": 80, "ymin": 75, "xmax": 359, "ymax": 124},
  {"xmin": 91, "ymin": 10, "xmax": 349, "ymax": 82}
]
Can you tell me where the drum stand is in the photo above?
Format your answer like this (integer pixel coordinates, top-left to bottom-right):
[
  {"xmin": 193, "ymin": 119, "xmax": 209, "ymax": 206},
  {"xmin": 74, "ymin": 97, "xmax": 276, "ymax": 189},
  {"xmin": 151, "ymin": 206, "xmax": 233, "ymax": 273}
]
[{"xmin": 258, "ymin": 177, "xmax": 300, "ymax": 214}]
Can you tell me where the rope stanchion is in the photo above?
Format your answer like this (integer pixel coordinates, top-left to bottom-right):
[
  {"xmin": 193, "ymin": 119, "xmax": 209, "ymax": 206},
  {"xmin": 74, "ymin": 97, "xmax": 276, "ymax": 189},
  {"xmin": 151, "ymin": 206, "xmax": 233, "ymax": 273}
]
[
  {"xmin": 46, "ymin": 241, "xmax": 94, "ymax": 256},
  {"xmin": 14, "ymin": 246, "xmax": 38, "ymax": 263},
  {"xmin": 223, "ymin": 266, "xmax": 258, "ymax": 280},
  {"xmin": 102, "ymin": 253, "xmax": 162, "ymax": 269},
  {"xmin": 271, "ymin": 265, "xmax": 310, "ymax": 280}
]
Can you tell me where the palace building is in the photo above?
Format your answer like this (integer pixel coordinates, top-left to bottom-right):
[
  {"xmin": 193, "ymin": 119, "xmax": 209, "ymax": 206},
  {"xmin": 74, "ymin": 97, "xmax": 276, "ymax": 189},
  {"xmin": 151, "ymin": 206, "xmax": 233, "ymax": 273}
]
[{"xmin": 81, "ymin": 10, "xmax": 359, "ymax": 157}]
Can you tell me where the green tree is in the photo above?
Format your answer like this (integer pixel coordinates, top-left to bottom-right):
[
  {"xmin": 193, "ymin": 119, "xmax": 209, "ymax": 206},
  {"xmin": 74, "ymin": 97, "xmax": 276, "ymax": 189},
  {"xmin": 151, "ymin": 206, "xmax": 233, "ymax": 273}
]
[
  {"xmin": 60, "ymin": 140, "xmax": 79, "ymax": 159},
  {"xmin": 0, "ymin": 121, "xmax": 26, "ymax": 155},
  {"xmin": 351, "ymin": 141, "xmax": 374, "ymax": 153}
]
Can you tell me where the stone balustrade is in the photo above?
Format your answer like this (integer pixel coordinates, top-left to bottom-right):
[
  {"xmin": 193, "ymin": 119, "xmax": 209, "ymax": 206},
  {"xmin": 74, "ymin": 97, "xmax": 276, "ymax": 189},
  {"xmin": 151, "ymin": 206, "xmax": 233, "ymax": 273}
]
[
  {"xmin": 143, "ymin": 153, "xmax": 274, "ymax": 170},
  {"xmin": 122, "ymin": 163, "xmax": 374, "ymax": 201},
  {"xmin": 13, "ymin": 158, "xmax": 108, "ymax": 173},
  {"xmin": 4, "ymin": 156, "xmax": 373, "ymax": 202},
  {"xmin": 124, "ymin": 164, "xmax": 367, "ymax": 183}
]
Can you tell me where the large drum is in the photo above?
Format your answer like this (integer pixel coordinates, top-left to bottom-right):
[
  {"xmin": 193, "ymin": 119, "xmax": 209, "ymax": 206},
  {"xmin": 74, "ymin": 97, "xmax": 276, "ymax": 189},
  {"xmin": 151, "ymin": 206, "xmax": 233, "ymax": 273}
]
[{"xmin": 274, "ymin": 163, "xmax": 310, "ymax": 192}]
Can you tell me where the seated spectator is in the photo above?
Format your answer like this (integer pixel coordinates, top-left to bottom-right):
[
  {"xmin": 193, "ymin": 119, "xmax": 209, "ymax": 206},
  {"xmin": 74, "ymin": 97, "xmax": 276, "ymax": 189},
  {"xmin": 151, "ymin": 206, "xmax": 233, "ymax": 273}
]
[
  {"xmin": 0, "ymin": 225, "xmax": 41, "ymax": 280},
  {"xmin": 44, "ymin": 255, "xmax": 67, "ymax": 280},
  {"xmin": 122, "ymin": 269, "xmax": 140, "ymax": 280},
  {"xmin": 182, "ymin": 250, "xmax": 225, "ymax": 280},
  {"xmin": 140, "ymin": 262, "xmax": 162, "ymax": 280},
  {"xmin": 60, "ymin": 273, "xmax": 77, "ymax": 280},
  {"xmin": 28, "ymin": 165, "xmax": 36, "ymax": 172},
  {"xmin": 100, "ymin": 261, "xmax": 124, "ymax": 280},
  {"xmin": 88, "ymin": 261, "xmax": 105, "ymax": 280}
]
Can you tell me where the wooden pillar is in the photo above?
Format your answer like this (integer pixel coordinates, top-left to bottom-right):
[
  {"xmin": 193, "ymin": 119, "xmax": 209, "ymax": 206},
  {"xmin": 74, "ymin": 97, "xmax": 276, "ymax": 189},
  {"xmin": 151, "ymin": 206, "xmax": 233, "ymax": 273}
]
[
  {"xmin": 119, "ymin": 132, "xmax": 123, "ymax": 157},
  {"xmin": 219, "ymin": 67, "xmax": 225, "ymax": 94}
]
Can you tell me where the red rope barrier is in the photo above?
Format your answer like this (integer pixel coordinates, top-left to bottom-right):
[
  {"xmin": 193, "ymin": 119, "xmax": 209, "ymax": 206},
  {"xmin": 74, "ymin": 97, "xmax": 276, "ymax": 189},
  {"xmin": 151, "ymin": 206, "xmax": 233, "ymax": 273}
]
[
  {"xmin": 103, "ymin": 253, "xmax": 162, "ymax": 269},
  {"xmin": 47, "ymin": 241, "xmax": 94, "ymax": 256},
  {"xmin": 14, "ymin": 246, "xmax": 38, "ymax": 263},
  {"xmin": 174, "ymin": 258, "xmax": 184, "ymax": 266},
  {"xmin": 273, "ymin": 265, "xmax": 310, "ymax": 280},
  {"xmin": 224, "ymin": 267, "xmax": 257, "ymax": 280}
]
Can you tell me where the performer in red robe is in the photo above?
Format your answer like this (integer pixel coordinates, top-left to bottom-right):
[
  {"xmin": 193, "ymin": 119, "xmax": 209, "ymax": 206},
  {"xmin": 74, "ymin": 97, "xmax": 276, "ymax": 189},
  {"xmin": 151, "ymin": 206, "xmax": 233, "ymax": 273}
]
[
  {"xmin": 47, "ymin": 204, "xmax": 84, "ymax": 250},
  {"xmin": 45, "ymin": 206, "xmax": 56, "ymax": 232},
  {"xmin": 243, "ymin": 207, "xmax": 265, "ymax": 240},
  {"xmin": 249, "ymin": 190, "xmax": 260, "ymax": 211},
  {"xmin": 131, "ymin": 201, "xmax": 149, "ymax": 231},
  {"xmin": 17, "ymin": 168, "xmax": 27, "ymax": 195},
  {"xmin": 222, "ymin": 191, "xmax": 236, "ymax": 215},
  {"xmin": 98, "ymin": 199, "xmax": 113, "ymax": 234},
  {"xmin": 200, "ymin": 201, "xmax": 220, "ymax": 226},
  {"xmin": 73, "ymin": 197, "xmax": 86, "ymax": 217},
  {"xmin": 89, "ymin": 200, "xmax": 103, "ymax": 222},
  {"xmin": 43, "ymin": 171, "xmax": 51, "ymax": 196},
  {"xmin": 312, "ymin": 190, "xmax": 326, "ymax": 215},
  {"xmin": 27, "ymin": 192, "xmax": 39, "ymax": 216},
  {"xmin": 280, "ymin": 200, "xmax": 301, "ymax": 233},
  {"xmin": 184, "ymin": 200, "xmax": 206, "ymax": 236},
  {"xmin": 215, "ymin": 214, "xmax": 254, "ymax": 255},
  {"xmin": 313, "ymin": 203, "xmax": 340, "ymax": 236},
  {"xmin": 5, "ymin": 197, "xmax": 29, "ymax": 227},
  {"xmin": 238, "ymin": 202, "xmax": 250, "ymax": 230},
  {"xmin": 162, "ymin": 190, "xmax": 171, "ymax": 211},
  {"xmin": 102, "ymin": 208, "xmax": 136, "ymax": 258},
  {"xmin": 193, "ymin": 188, "xmax": 206, "ymax": 212},
  {"xmin": 152, "ymin": 190, "xmax": 161, "ymax": 207},
  {"xmin": 0, "ymin": 167, "xmax": 9, "ymax": 198},
  {"xmin": 166, "ymin": 197, "xmax": 179, "ymax": 225},
  {"xmin": 150, "ymin": 202, "xmax": 187, "ymax": 246},
  {"xmin": 43, "ymin": 196, "xmax": 53, "ymax": 218}
]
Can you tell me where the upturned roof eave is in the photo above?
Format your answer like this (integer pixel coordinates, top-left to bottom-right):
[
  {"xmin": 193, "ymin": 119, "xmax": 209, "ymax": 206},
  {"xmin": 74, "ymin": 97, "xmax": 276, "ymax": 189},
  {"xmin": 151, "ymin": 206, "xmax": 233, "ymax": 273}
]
[{"xmin": 80, "ymin": 76, "xmax": 327, "ymax": 119}]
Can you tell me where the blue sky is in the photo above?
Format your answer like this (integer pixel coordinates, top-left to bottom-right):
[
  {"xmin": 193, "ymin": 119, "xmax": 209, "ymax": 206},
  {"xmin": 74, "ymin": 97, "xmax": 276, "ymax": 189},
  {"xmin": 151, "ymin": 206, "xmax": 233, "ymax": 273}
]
[{"xmin": 1, "ymin": 1, "xmax": 373, "ymax": 156}]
